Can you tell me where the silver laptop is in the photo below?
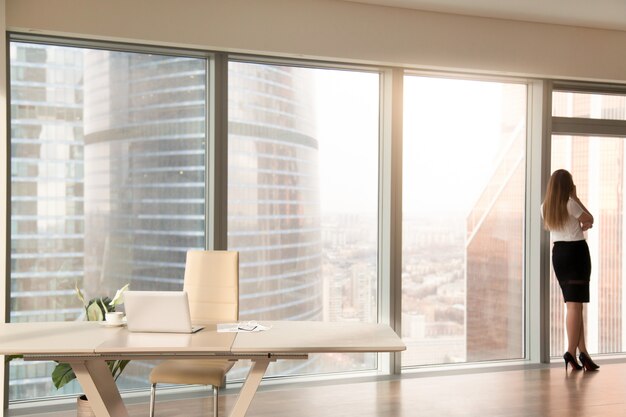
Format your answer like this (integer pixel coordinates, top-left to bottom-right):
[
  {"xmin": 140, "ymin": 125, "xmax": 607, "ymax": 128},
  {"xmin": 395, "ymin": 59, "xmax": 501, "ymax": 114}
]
[{"xmin": 123, "ymin": 291, "xmax": 204, "ymax": 333}]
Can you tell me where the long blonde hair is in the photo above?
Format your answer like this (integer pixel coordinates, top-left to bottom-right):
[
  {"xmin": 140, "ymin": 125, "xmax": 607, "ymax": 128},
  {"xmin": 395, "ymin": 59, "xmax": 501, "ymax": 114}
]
[{"xmin": 543, "ymin": 169, "xmax": 574, "ymax": 231}]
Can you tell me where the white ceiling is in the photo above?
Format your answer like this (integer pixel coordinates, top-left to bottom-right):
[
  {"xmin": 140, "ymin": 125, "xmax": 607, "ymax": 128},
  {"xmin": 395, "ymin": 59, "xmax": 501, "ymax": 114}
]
[{"xmin": 343, "ymin": 0, "xmax": 626, "ymax": 31}]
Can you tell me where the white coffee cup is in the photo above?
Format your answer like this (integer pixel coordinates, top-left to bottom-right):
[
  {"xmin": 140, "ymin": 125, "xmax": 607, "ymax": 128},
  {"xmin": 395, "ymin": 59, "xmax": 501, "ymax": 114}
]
[{"xmin": 105, "ymin": 312, "xmax": 124, "ymax": 326}]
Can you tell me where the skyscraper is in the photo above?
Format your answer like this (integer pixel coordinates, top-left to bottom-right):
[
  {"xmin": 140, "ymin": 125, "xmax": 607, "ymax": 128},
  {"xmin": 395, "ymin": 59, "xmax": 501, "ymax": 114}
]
[
  {"xmin": 9, "ymin": 44, "xmax": 208, "ymax": 398},
  {"xmin": 228, "ymin": 63, "xmax": 323, "ymax": 323},
  {"xmin": 10, "ymin": 47, "xmax": 328, "ymax": 397},
  {"xmin": 550, "ymin": 91, "xmax": 626, "ymax": 355},
  {"xmin": 10, "ymin": 42, "xmax": 85, "ymax": 399},
  {"xmin": 82, "ymin": 50, "xmax": 207, "ymax": 298},
  {"xmin": 465, "ymin": 85, "xmax": 526, "ymax": 361}
]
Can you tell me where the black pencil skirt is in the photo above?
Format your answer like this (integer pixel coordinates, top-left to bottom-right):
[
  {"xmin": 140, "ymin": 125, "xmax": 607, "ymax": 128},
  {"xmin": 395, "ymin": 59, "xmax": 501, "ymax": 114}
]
[{"xmin": 552, "ymin": 240, "xmax": 591, "ymax": 303}]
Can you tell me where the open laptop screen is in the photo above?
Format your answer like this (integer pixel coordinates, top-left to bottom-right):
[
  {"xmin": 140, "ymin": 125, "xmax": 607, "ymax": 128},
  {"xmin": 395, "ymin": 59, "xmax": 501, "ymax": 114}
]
[{"xmin": 123, "ymin": 291, "xmax": 203, "ymax": 333}]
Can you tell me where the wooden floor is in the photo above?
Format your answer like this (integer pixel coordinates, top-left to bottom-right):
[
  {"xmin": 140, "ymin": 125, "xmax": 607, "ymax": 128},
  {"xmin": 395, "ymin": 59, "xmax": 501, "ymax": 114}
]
[{"xmin": 15, "ymin": 361, "xmax": 626, "ymax": 417}]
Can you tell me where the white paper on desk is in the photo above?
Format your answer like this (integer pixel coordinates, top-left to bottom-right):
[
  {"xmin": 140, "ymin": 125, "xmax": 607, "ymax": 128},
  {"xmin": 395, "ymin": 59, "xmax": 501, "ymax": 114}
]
[{"xmin": 217, "ymin": 322, "xmax": 271, "ymax": 333}]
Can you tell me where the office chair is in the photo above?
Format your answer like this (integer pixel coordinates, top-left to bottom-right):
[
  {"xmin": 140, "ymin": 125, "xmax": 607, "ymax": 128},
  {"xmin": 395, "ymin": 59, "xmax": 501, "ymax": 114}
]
[{"xmin": 149, "ymin": 250, "xmax": 239, "ymax": 417}]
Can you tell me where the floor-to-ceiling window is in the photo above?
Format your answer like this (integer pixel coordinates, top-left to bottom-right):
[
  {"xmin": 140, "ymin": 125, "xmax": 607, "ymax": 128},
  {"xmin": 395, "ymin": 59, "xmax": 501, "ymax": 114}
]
[
  {"xmin": 401, "ymin": 75, "xmax": 528, "ymax": 366},
  {"xmin": 550, "ymin": 88, "xmax": 626, "ymax": 357},
  {"xmin": 6, "ymin": 35, "xmax": 538, "ymax": 407},
  {"xmin": 227, "ymin": 61, "xmax": 380, "ymax": 377},
  {"xmin": 9, "ymin": 41, "xmax": 207, "ymax": 400}
]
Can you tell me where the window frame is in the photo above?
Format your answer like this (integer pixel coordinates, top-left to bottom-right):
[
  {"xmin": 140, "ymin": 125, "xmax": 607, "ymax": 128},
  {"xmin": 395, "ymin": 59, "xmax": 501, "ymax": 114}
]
[
  {"xmin": 547, "ymin": 80, "xmax": 626, "ymax": 359},
  {"xmin": 225, "ymin": 57, "xmax": 386, "ymax": 377},
  {"xmin": 2, "ymin": 31, "xmax": 552, "ymax": 409},
  {"xmin": 399, "ymin": 71, "xmax": 533, "ymax": 369},
  {"xmin": 6, "ymin": 34, "xmax": 215, "ymax": 402}
]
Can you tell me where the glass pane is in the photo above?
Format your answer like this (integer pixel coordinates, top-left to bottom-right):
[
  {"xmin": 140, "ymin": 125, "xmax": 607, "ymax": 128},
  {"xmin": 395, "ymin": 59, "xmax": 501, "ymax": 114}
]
[
  {"xmin": 9, "ymin": 42, "xmax": 207, "ymax": 400},
  {"xmin": 550, "ymin": 135, "xmax": 626, "ymax": 356},
  {"xmin": 402, "ymin": 76, "xmax": 527, "ymax": 366},
  {"xmin": 553, "ymin": 91, "xmax": 626, "ymax": 120},
  {"xmin": 228, "ymin": 62, "xmax": 379, "ymax": 378}
]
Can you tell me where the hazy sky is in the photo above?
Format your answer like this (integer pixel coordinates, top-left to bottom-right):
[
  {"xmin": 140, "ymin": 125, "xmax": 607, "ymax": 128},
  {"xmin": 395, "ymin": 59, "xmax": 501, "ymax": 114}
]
[
  {"xmin": 403, "ymin": 76, "xmax": 510, "ymax": 215},
  {"xmin": 314, "ymin": 70, "xmax": 525, "ymax": 216},
  {"xmin": 314, "ymin": 69, "xmax": 379, "ymax": 215}
]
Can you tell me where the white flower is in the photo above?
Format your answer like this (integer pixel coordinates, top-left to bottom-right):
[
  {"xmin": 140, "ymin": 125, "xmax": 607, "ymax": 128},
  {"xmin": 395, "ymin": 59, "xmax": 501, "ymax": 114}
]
[{"xmin": 110, "ymin": 283, "xmax": 129, "ymax": 307}]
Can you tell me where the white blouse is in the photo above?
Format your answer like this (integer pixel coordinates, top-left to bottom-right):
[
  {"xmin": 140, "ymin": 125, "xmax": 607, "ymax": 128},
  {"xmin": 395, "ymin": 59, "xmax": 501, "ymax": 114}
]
[{"xmin": 545, "ymin": 198, "xmax": 585, "ymax": 242}]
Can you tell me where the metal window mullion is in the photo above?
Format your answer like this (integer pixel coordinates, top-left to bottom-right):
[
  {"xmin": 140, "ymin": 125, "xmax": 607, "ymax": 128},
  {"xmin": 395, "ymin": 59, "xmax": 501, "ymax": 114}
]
[
  {"xmin": 552, "ymin": 81, "xmax": 626, "ymax": 96},
  {"xmin": 2, "ymin": 3, "xmax": 9, "ymax": 410},
  {"xmin": 552, "ymin": 117, "xmax": 626, "ymax": 138},
  {"xmin": 540, "ymin": 81, "xmax": 554, "ymax": 364},
  {"xmin": 207, "ymin": 53, "xmax": 228, "ymax": 251},
  {"xmin": 9, "ymin": 32, "xmax": 210, "ymax": 59},
  {"xmin": 378, "ymin": 67, "xmax": 403, "ymax": 375},
  {"xmin": 526, "ymin": 80, "xmax": 552, "ymax": 364}
]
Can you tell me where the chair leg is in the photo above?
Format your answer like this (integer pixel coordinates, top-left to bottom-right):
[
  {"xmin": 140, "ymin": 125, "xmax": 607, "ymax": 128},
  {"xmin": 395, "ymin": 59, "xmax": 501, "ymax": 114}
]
[
  {"xmin": 149, "ymin": 383, "xmax": 157, "ymax": 417},
  {"xmin": 213, "ymin": 386, "xmax": 219, "ymax": 417}
]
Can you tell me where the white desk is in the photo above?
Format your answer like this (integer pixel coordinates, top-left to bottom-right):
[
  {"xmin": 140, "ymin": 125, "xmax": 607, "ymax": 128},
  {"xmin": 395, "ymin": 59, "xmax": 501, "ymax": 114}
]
[{"xmin": 0, "ymin": 321, "xmax": 405, "ymax": 417}]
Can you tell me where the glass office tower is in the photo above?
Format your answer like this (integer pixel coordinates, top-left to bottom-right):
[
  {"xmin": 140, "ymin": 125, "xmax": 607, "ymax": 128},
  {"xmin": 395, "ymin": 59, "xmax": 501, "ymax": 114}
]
[
  {"xmin": 10, "ymin": 44, "xmax": 372, "ymax": 398},
  {"xmin": 10, "ymin": 43, "xmax": 86, "ymax": 399},
  {"xmin": 227, "ymin": 63, "xmax": 379, "ymax": 377},
  {"xmin": 9, "ymin": 42, "xmax": 207, "ymax": 399},
  {"xmin": 550, "ymin": 91, "xmax": 626, "ymax": 356},
  {"xmin": 465, "ymin": 85, "xmax": 527, "ymax": 361},
  {"xmin": 228, "ymin": 62, "xmax": 323, "ymax": 322},
  {"xmin": 81, "ymin": 50, "xmax": 207, "ymax": 297}
]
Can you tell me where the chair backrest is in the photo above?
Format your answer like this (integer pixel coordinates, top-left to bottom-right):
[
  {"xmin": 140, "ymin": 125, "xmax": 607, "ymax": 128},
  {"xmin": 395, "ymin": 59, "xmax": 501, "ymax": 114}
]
[{"xmin": 183, "ymin": 250, "xmax": 239, "ymax": 323}]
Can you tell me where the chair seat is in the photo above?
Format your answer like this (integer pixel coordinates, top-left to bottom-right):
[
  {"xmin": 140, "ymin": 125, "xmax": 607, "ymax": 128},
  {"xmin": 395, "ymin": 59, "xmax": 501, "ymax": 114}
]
[{"xmin": 150, "ymin": 359, "xmax": 234, "ymax": 386}]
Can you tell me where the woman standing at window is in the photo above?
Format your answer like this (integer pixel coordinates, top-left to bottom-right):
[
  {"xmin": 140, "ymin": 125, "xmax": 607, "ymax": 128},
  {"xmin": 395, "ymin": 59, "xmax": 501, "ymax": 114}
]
[{"xmin": 542, "ymin": 169, "xmax": 599, "ymax": 371}]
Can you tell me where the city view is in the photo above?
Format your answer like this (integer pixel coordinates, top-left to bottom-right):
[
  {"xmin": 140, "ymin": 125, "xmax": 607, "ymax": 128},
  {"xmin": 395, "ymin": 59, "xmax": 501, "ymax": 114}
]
[
  {"xmin": 550, "ymin": 90, "xmax": 626, "ymax": 356},
  {"xmin": 9, "ymin": 39, "xmax": 626, "ymax": 404},
  {"xmin": 402, "ymin": 78, "xmax": 527, "ymax": 365},
  {"xmin": 402, "ymin": 214, "xmax": 466, "ymax": 364}
]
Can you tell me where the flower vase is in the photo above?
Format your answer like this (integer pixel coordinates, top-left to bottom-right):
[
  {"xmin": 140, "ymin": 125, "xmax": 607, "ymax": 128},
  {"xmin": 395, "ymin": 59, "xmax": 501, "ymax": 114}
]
[{"xmin": 77, "ymin": 395, "xmax": 95, "ymax": 417}]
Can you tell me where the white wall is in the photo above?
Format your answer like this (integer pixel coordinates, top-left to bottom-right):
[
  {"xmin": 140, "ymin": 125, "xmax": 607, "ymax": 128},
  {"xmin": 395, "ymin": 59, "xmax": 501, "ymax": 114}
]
[{"xmin": 4, "ymin": 0, "xmax": 626, "ymax": 83}]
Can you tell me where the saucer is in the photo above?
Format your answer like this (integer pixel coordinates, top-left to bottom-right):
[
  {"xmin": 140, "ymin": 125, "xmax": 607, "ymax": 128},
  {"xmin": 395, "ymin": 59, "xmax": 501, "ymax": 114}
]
[{"xmin": 100, "ymin": 321, "xmax": 125, "ymax": 328}]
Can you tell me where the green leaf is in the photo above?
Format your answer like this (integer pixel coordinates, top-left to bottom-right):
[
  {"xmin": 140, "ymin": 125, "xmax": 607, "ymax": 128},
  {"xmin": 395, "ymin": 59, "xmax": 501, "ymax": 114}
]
[
  {"xmin": 110, "ymin": 360, "xmax": 130, "ymax": 380},
  {"xmin": 52, "ymin": 362, "xmax": 76, "ymax": 389},
  {"xmin": 86, "ymin": 301, "xmax": 105, "ymax": 321},
  {"xmin": 75, "ymin": 283, "xmax": 86, "ymax": 307},
  {"xmin": 100, "ymin": 297, "xmax": 114, "ymax": 313},
  {"xmin": 99, "ymin": 298, "xmax": 109, "ymax": 315}
]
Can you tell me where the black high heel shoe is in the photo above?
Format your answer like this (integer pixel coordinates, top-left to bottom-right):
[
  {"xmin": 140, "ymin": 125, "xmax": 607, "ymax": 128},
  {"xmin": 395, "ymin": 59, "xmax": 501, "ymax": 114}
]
[
  {"xmin": 563, "ymin": 352, "xmax": 582, "ymax": 370},
  {"xmin": 579, "ymin": 352, "xmax": 600, "ymax": 371}
]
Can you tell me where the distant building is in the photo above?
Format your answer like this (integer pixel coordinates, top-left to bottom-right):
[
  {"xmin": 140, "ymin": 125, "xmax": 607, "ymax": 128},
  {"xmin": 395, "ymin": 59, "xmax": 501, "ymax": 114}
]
[
  {"xmin": 10, "ymin": 42, "xmax": 86, "ymax": 399},
  {"xmin": 228, "ymin": 63, "xmax": 323, "ymax": 322},
  {"xmin": 9, "ymin": 46, "xmax": 327, "ymax": 398},
  {"xmin": 465, "ymin": 85, "xmax": 526, "ymax": 361},
  {"xmin": 550, "ymin": 91, "xmax": 625, "ymax": 355}
]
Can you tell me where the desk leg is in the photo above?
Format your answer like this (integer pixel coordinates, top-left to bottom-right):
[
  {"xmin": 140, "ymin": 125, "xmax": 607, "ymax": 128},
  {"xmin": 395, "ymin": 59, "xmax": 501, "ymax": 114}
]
[
  {"xmin": 229, "ymin": 358, "xmax": 271, "ymax": 417},
  {"xmin": 69, "ymin": 360, "xmax": 130, "ymax": 417}
]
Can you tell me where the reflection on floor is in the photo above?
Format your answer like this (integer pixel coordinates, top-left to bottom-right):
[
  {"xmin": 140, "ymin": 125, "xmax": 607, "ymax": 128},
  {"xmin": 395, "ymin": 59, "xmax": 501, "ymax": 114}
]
[{"xmin": 13, "ymin": 360, "xmax": 626, "ymax": 417}]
